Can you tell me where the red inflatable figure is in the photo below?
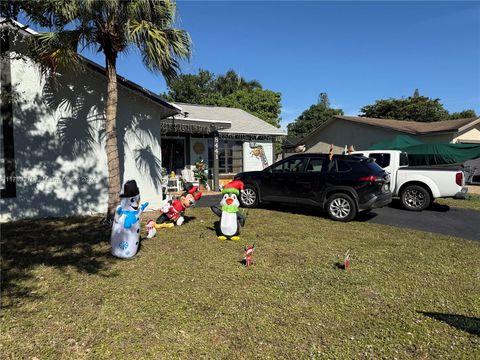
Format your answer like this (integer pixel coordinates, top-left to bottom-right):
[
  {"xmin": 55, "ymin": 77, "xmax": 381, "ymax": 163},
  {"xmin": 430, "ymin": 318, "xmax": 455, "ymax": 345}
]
[
  {"xmin": 146, "ymin": 182, "xmax": 202, "ymax": 238},
  {"xmin": 244, "ymin": 243, "xmax": 255, "ymax": 268}
]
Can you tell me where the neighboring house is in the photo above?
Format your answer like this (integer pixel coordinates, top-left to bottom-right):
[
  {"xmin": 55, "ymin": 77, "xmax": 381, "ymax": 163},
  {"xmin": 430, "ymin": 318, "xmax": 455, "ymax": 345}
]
[
  {"xmin": 0, "ymin": 19, "xmax": 284, "ymax": 221},
  {"xmin": 160, "ymin": 103, "xmax": 284, "ymax": 188},
  {"xmin": 299, "ymin": 115, "xmax": 480, "ymax": 153}
]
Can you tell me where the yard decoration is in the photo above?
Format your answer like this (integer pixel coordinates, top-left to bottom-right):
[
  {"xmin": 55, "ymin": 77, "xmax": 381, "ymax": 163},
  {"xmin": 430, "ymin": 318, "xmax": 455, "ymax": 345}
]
[
  {"xmin": 111, "ymin": 180, "xmax": 148, "ymax": 259},
  {"xmin": 146, "ymin": 182, "xmax": 202, "ymax": 238},
  {"xmin": 344, "ymin": 249, "xmax": 350, "ymax": 270},
  {"xmin": 211, "ymin": 180, "xmax": 246, "ymax": 241},
  {"xmin": 244, "ymin": 243, "xmax": 255, "ymax": 268}
]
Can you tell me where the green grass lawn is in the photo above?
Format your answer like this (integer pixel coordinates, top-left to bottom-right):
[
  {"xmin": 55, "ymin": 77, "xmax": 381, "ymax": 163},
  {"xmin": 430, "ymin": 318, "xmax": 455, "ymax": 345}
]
[
  {"xmin": 1, "ymin": 208, "xmax": 479, "ymax": 359},
  {"xmin": 436, "ymin": 193, "xmax": 480, "ymax": 211}
]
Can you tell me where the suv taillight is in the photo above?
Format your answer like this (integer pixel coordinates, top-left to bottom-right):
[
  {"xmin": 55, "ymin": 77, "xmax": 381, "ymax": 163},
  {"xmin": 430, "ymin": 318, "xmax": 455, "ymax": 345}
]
[
  {"xmin": 358, "ymin": 175, "xmax": 382, "ymax": 182},
  {"xmin": 456, "ymin": 172, "xmax": 463, "ymax": 186}
]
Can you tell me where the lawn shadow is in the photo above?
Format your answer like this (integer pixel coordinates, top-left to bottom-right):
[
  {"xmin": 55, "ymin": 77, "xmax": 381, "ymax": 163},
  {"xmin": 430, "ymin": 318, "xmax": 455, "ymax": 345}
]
[
  {"xmin": 334, "ymin": 262, "xmax": 346, "ymax": 270},
  {"xmin": 261, "ymin": 202, "xmax": 323, "ymax": 217},
  {"xmin": 1, "ymin": 216, "xmax": 117, "ymax": 308},
  {"xmin": 182, "ymin": 215, "xmax": 196, "ymax": 224},
  {"xmin": 261, "ymin": 202, "xmax": 380, "ymax": 222},
  {"xmin": 418, "ymin": 311, "xmax": 480, "ymax": 336}
]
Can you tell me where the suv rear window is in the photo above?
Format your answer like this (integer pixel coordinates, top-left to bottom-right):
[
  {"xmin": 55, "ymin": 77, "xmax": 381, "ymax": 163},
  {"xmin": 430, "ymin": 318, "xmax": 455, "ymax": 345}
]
[
  {"xmin": 362, "ymin": 159, "xmax": 385, "ymax": 174},
  {"xmin": 328, "ymin": 159, "xmax": 352, "ymax": 173}
]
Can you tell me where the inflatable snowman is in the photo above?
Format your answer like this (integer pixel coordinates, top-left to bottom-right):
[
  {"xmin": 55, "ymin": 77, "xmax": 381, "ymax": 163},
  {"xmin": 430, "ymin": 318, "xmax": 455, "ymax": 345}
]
[{"xmin": 111, "ymin": 180, "xmax": 148, "ymax": 259}]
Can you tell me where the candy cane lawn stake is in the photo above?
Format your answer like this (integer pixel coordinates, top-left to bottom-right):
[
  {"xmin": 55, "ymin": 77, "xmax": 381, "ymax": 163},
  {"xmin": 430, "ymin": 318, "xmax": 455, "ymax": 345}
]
[
  {"xmin": 244, "ymin": 243, "xmax": 255, "ymax": 268},
  {"xmin": 344, "ymin": 249, "xmax": 350, "ymax": 270}
]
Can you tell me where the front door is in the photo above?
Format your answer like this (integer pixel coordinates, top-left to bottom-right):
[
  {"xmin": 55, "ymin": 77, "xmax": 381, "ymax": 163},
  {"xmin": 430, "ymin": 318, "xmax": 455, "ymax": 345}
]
[{"xmin": 161, "ymin": 138, "xmax": 186, "ymax": 174}]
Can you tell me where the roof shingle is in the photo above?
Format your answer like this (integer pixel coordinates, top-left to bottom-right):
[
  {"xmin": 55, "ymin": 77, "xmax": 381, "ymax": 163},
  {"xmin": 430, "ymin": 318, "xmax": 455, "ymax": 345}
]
[{"xmin": 174, "ymin": 103, "xmax": 285, "ymax": 136}]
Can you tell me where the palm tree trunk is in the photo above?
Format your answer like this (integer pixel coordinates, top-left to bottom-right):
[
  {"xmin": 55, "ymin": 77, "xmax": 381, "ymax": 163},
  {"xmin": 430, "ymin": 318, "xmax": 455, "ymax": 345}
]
[{"xmin": 105, "ymin": 53, "xmax": 121, "ymax": 219}]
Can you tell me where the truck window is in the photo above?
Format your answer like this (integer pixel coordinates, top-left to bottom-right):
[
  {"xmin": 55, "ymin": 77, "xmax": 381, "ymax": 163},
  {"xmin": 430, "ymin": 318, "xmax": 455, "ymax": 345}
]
[
  {"xmin": 369, "ymin": 153, "xmax": 391, "ymax": 168},
  {"xmin": 400, "ymin": 152, "xmax": 409, "ymax": 166}
]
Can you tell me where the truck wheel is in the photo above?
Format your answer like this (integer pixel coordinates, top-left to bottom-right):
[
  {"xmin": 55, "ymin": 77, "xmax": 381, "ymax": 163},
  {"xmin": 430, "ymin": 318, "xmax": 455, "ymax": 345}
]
[
  {"xmin": 400, "ymin": 185, "xmax": 431, "ymax": 211},
  {"xmin": 240, "ymin": 184, "xmax": 259, "ymax": 208},
  {"xmin": 325, "ymin": 193, "xmax": 357, "ymax": 222}
]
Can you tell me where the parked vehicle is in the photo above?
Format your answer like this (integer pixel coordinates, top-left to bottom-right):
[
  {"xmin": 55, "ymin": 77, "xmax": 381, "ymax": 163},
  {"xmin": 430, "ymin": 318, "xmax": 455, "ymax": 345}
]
[
  {"xmin": 351, "ymin": 150, "xmax": 468, "ymax": 211},
  {"xmin": 234, "ymin": 153, "xmax": 392, "ymax": 222}
]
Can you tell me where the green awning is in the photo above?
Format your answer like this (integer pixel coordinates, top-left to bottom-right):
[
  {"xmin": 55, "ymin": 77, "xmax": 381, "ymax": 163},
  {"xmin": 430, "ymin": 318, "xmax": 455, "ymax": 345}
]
[{"xmin": 369, "ymin": 135, "xmax": 424, "ymax": 150}]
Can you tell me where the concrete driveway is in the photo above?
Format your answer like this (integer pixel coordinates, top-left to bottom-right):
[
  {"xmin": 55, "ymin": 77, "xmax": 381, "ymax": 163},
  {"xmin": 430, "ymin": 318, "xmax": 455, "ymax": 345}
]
[{"xmin": 198, "ymin": 195, "xmax": 480, "ymax": 241}]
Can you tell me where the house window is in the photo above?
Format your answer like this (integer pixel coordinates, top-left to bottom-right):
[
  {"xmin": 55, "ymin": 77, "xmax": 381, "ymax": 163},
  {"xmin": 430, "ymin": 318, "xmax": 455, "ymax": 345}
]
[{"xmin": 208, "ymin": 140, "xmax": 243, "ymax": 174}]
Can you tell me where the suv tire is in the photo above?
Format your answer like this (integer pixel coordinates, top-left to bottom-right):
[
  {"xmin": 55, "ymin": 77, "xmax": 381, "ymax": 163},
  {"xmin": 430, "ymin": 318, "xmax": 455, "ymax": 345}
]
[
  {"xmin": 325, "ymin": 193, "xmax": 357, "ymax": 222},
  {"xmin": 240, "ymin": 184, "xmax": 259, "ymax": 208},
  {"xmin": 400, "ymin": 185, "xmax": 431, "ymax": 211}
]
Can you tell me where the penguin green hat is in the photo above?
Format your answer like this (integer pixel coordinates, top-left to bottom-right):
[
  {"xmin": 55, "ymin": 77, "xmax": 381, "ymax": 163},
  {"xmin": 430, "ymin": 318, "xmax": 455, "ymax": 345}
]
[{"xmin": 221, "ymin": 180, "xmax": 244, "ymax": 195}]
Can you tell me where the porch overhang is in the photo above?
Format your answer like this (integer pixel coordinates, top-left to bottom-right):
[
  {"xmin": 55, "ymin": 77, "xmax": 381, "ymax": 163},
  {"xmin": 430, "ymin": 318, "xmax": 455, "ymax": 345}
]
[{"xmin": 160, "ymin": 116, "xmax": 231, "ymax": 134}]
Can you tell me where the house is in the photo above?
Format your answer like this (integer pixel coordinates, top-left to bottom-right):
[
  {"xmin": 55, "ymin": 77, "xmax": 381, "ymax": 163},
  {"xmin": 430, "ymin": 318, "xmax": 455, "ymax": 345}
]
[
  {"xmin": 298, "ymin": 115, "xmax": 480, "ymax": 153},
  {"xmin": 0, "ymin": 19, "xmax": 284, "ymax": 221},
  {"xmin": 159, "ymin": 103, "xmax": 284, "ymax": 189}
]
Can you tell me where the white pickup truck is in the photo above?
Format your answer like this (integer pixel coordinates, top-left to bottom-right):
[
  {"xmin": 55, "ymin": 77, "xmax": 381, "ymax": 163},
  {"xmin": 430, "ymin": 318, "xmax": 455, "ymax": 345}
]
[{"xmin": 351, "ymin": 150, "xmax": 468, "ymax": 211}]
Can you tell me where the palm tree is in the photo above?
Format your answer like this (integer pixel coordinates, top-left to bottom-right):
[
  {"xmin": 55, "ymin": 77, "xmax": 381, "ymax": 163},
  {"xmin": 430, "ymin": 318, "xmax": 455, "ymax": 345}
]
[
  {"xmin": 214, "ymin": 69, "xmax": 262, "ymax": 97},
  {"xmin": 25, "ymin": 0, "xmax": 191, "ymax": 218}
]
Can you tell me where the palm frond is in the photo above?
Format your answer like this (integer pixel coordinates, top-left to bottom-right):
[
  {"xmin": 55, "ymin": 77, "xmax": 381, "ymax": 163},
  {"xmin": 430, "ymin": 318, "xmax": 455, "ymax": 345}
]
[
  {"xmin": 126, "ymin": 18, "xmax": 190, "ymax": 82},
  {"xmin": 30, "ymin": 30, "xmax": 84, "ymax": 73}
]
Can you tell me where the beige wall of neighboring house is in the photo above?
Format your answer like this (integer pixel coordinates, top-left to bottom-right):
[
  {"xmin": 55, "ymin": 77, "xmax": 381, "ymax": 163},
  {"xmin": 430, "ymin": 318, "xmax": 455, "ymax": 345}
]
[
  {"xmin": 454, "ymin": 124, "xmax": 480, "ymax": 143},
  {"xmin": 305, "ymin": 120, "xmax": 403, "ymax": 153},
  {"xmin": 303, "ymin": 116, "xmax": 480, "ymax": 154}
]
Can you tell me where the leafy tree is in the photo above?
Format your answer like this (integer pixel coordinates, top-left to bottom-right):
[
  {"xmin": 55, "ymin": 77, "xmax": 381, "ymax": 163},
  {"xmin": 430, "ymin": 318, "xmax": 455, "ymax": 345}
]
[
  {"xmin": 360, "ymin": 95, "xmax": 450, "ymax": 122},
  {"xmin": 287, "ymin": 94, "xmax": 343, "ymax": 138},
  {"xmin": 164, "ymin": 69, "xmax": 281, "ymax": 127},
  {"xmin": 163, "ymin": 69, "xmax": 218, "ymax": 104},
  {"xmin": 222, "ymin": 89, "xmax": 281, "ymax": 127},
  {"xmin": 449, "ymin": 110, "xmax": 477, "ymax": 119},
  {"xmin": 360, "ymin": 90, "xmax": 477, "ymax": 122},
  {"xmin": 24, "ymin": 0, "xmax": 191, "ymax": 217}
]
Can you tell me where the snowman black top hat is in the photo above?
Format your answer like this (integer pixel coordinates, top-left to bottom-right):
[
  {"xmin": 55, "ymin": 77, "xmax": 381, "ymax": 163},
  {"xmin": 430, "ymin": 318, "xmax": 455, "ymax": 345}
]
[{"xmin": 120, "ymin": 180, "xmax": 140, "ymax": 198}]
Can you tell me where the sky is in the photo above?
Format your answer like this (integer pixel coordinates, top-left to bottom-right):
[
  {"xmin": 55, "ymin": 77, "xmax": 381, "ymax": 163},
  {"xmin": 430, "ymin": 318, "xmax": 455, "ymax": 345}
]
[{"xmin": 29, "ymin": 1, "xmax": 480, "ymax": 130}]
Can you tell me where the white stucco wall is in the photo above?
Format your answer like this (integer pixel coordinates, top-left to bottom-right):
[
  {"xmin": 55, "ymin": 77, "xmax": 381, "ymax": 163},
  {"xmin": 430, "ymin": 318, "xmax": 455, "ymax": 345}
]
[
  {"xmin": 0, "ymin": 46, "xmax": 167, "ymax": 221},
  {"xmin": 242, "ymin": 141, "xmax": 273, "ymax": 171}
]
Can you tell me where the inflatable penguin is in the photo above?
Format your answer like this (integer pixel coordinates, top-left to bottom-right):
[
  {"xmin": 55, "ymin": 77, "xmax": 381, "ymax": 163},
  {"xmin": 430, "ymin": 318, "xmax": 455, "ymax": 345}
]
[
  {"xmin": 111, "ymin": 180, "xmax": 148, "ymax": 259},
  {"xmin": 211, "ymin": 180, "xmax": 246, "ymax": 241}
]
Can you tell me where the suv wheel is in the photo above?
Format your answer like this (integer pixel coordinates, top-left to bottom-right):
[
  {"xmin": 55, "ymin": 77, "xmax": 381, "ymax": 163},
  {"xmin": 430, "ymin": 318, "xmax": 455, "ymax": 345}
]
[
  {"xmin": 400, "ymin": 185, "xmax": 431, "ymax": 211},
  {"xmin": 326, "ymin": 193, "xmax": 357, "ymax": 222},
  {"xmin": 240, "ymin": 184, "xmax": 259, "ymax": 208}
]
